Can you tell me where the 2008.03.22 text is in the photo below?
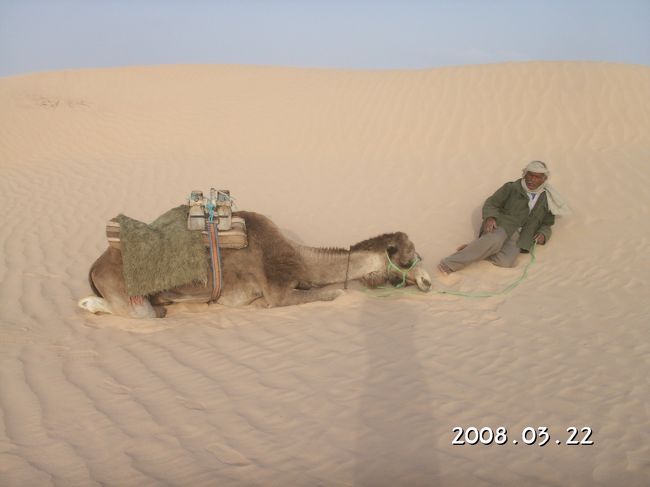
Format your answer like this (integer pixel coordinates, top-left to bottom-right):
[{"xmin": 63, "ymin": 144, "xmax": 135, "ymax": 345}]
[{"xmin": 452, "ymin": 426, "xmax": 594, "ymax": 446}]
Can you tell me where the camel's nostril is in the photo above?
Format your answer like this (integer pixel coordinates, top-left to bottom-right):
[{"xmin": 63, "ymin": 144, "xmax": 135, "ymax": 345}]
[{"xmin": 416, "ymin": 276, "xmax": 432, "ymax": 292}]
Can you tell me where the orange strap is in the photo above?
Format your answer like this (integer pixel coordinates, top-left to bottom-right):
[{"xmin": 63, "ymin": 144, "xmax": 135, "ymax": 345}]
[{"xmin": 208, "ymin": 223, "xmax": 222, "ymax": 302}]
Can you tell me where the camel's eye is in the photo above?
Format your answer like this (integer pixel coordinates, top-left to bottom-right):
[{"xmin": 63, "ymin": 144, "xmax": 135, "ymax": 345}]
[{"xmin": 402, "ymin": 253, "xmax": 422, "ymax": 268}]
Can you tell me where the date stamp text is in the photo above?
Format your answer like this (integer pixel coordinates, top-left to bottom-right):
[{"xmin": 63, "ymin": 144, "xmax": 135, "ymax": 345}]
[{"xmin": 452, "ymin": 426, "xmax": 594, "ymax": 446}]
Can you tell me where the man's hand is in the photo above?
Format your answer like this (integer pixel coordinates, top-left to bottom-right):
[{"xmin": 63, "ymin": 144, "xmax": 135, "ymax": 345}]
[
  {"xmin": 483, "ymin": 217, "xmax": 497, "ymax": 233},
  {"xmin": 534, "ymin": 233, "xmax": 546, "ymax": 245}
]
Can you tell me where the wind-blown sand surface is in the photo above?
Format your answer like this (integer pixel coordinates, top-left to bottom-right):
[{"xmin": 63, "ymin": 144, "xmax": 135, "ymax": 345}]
[{"xmin": 0, "ymin": 61, "xmax": 648, "ymax": 486}]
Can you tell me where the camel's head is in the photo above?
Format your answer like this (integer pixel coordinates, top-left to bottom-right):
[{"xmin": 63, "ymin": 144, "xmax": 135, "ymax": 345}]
[
  {"xmin": 354, "ymin": 231, "xmax": 432, "ymax": 292},
  {"xmin": 383, "ymin": 233, "xmax": 431, "ymax": 292}
]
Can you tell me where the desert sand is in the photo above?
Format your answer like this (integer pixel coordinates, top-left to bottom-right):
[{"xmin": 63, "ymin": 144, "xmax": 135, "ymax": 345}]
[{"xmin": 0, "ymin": 61, "xmax": 648, "ymax": 486}]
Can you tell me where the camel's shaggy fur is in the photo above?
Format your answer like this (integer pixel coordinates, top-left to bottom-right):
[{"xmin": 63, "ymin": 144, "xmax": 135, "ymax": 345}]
[{"xmin": 80, "ymin": 211, "xmax": 431, "ymax": 319}]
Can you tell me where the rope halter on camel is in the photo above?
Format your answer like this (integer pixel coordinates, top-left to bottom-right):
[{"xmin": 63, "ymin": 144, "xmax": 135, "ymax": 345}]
[{"xmin": 385, "ymin": 251, "xmax": 421, "ymax": 288}]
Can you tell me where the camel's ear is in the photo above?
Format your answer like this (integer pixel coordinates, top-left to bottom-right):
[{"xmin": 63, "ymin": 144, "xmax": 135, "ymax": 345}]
[{"xmin": 387, "ymin": 233, "xmax": 415, "ymax": 266}]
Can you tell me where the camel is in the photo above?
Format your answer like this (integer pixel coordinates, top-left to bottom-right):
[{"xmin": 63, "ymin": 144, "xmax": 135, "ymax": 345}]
[{"xmin": 79, "ymin": 211, "xmax": 432, "ymax": 319}]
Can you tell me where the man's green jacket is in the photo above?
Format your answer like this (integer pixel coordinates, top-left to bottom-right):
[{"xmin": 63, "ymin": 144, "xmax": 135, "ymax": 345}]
[{"xmin": 482, "ymin": 179, "xmax": 555, "ymax": 251}]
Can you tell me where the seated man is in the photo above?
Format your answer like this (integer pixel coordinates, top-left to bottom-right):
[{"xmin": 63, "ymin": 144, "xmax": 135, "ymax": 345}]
[{"xmin": 438, "ymin": 160, "xmax": 570, "ymax": 275}]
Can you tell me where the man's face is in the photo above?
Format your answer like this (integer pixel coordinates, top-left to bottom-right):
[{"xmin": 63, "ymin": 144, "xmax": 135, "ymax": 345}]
[{"xmin": 524, "ymin": 171, "xmax": 547, "ymax": 190}]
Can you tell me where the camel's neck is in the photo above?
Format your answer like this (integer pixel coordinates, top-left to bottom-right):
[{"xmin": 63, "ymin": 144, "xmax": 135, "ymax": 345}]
[{"xmin": 296, "ymin": 245, "xmax": 385, "ymax": 286}]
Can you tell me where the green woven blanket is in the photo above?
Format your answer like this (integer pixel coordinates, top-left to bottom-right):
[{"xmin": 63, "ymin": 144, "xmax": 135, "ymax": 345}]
[{"xmin": 117, "ymin": 205, "xmax": 207, "ymax": 296}]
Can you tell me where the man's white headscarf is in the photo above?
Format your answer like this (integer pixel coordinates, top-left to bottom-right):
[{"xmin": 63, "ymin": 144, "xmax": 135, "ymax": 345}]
[{"xmin": 521, "ymin": 161, "xmax": 572, "ymax": 215}]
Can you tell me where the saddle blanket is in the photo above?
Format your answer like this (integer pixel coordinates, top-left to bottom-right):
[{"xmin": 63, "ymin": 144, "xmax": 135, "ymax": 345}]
[{"xmin": 105, "ymin": 206, "xmax": 247, "ymax": 297}]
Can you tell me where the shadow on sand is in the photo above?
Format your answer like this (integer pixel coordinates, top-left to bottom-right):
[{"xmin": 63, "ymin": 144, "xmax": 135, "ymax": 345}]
[{"xmin": 354, "ymin": 298, "xmax": 439, "ymax": 486}]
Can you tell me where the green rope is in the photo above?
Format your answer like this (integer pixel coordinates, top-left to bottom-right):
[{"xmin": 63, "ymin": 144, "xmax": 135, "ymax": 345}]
[
  {"xmin": 385, "ymin": 251, "xmax": 420, "ymax": 288},
  {"xmin": 363, "ymin": 243, "xmax": 537, "ymax": 299}
]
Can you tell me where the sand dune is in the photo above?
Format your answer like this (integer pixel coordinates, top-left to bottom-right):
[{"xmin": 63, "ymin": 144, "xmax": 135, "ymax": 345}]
[{"xmin": 0, "ymin": 61, "xmax": 649, "ymax": 486}]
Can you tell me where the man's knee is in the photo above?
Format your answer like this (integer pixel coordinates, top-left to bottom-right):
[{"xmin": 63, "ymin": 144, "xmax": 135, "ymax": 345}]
[{"xmin": 480, "ymin": 230, "xmax": 508, "ymax": 253}]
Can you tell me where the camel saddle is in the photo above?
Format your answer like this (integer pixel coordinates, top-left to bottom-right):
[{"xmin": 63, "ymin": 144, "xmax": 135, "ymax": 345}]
[{"xmin": 104, "ymin": 206, "xmax": 247, "ymax": 298}]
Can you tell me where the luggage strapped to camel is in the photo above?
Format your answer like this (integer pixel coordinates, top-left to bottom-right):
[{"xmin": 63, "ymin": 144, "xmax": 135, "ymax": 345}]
[{"xmin": 106, "ymin": 189, "xmax": 247, "ymax": 303}]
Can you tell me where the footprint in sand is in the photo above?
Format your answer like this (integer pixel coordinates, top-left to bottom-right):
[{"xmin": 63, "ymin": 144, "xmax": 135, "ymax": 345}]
[{"xmin": 205, "ymin": 442, "xmax": 250, "ymax": 466}]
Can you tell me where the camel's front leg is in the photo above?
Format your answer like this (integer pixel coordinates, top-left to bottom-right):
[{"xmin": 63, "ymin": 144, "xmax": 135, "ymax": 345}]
[{"xmin": 265, "ymin": 288, "xmax": 344, "ymax": 307}]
